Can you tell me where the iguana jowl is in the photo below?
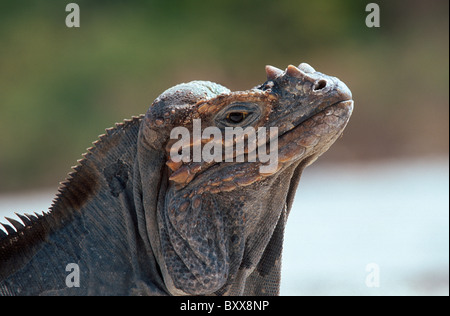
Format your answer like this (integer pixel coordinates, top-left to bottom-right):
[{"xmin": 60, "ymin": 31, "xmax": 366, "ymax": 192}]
[{"xmin": 0, "ymin": 63, "xmax": 353, "ymax": 295}]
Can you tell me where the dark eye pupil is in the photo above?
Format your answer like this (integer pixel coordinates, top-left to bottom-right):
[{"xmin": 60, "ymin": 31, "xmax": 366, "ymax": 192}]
[{"xmin": 228, "ymin": 112, "xmax": 245, "ymax": 123}]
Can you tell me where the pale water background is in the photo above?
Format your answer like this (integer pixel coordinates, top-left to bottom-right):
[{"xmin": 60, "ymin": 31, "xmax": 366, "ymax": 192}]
[{"xmin": 1, "ymin": 158, "xmax": 448, "ymax": 296}]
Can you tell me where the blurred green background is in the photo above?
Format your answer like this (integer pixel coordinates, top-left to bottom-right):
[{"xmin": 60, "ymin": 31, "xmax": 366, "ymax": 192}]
[{"xmin": 0, "ymin": 0, "xmax": 448, "ymax": 192}]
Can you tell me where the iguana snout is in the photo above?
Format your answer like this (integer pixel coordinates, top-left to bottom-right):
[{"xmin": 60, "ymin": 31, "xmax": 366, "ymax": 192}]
[
  {"xmin": 261, "ymin": 63, "xmax": 352, "ymax": 132},
  {"xmin": 257, "ymin": 62, "xmax": 354, "ymax": 169}
]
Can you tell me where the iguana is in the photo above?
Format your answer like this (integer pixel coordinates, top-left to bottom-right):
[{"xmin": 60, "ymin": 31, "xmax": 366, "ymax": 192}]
[{"xmin": 0, "ymin": 63, "xmax": 353, "ymax": 296}]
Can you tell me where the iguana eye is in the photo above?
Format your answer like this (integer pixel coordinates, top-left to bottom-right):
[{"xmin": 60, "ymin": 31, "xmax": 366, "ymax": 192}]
[
  {"xmin": 226, "ymin": 112, "xmax": 248, "ymax": 124},
  {"xmin": 215, "ymin": 103, "xmax": 261, "ymax": 129}
]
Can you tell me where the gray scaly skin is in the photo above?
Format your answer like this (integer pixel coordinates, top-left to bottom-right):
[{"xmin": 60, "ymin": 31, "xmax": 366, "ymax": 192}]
[{"xmin": 0, "ymin": 63, "xmax": 353, "ymax": 295}]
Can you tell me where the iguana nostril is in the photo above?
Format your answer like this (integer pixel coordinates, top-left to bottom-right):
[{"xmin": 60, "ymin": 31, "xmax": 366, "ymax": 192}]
[{"xmin": 313, "ymin": 80, "xmax": 327, "ymax": 91}]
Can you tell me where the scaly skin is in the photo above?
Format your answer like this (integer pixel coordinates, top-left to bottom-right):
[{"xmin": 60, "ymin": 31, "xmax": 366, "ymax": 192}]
[{"xmin": 0, "ymin": 63, "xmax": 353, "ymax": 296}]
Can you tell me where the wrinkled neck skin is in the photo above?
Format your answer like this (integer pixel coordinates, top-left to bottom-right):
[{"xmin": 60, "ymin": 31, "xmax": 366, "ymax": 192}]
[{"xmin": 136, "ymin": 135, "xmax": 304, "ymax": 295}]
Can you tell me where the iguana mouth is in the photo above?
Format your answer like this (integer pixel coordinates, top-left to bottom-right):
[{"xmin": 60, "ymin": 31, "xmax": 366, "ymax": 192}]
[
  {"xmin": 290, "ymin": 99, "xmax": 353, "ymax": 133},
  {"xmin": 274, "ymin": 99, "xmax": 354, "ymax": 166},
  {"xmin": 277, "ymin": 97, "xmax": 353, "ymax": 135}
]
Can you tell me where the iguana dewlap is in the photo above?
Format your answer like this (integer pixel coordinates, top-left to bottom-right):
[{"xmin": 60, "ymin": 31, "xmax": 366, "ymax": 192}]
[{"xmin": 0, "ymin": 63, "xmax": 353, "ymax": 296}]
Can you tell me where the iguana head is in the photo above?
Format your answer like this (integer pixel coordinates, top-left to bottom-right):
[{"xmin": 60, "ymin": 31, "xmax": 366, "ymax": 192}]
[{"xmin": 138, "ymin": 63, "xmax": 353, "ymax": 295}]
